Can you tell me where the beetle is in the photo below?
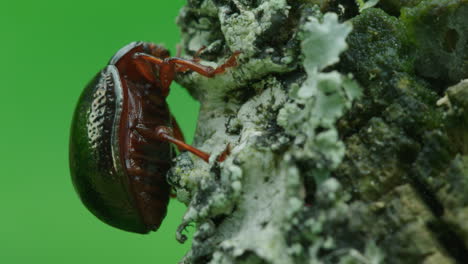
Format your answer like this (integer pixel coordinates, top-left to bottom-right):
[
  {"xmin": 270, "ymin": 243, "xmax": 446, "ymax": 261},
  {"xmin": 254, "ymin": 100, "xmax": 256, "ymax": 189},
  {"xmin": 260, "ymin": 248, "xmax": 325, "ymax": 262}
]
[{"xmin": 69, "ymin": 42, "xmax": 239, "ymax": 233}]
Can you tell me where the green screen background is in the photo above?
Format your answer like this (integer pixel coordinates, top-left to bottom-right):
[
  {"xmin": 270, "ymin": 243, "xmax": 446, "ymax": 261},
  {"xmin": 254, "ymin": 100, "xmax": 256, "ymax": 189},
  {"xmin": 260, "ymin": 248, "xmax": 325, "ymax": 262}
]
[{"xmin": 0, "ymin": 1, "xmax": 199, "ymax": 263}]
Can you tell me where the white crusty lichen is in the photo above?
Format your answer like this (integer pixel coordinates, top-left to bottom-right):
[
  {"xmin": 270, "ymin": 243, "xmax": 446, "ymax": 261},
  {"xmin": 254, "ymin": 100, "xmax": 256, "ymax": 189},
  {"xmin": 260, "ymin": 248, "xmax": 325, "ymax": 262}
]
[{"xmin": 169, "ymin": 1, "xmax": 384, "ymax": 263}]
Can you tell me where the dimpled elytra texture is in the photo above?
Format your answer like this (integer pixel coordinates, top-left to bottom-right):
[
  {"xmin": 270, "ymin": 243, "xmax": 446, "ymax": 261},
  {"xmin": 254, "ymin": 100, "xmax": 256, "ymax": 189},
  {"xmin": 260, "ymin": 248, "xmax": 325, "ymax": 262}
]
[{"xmin": 168, "ymin": 0, "xmax": 468, "ymax": 263}]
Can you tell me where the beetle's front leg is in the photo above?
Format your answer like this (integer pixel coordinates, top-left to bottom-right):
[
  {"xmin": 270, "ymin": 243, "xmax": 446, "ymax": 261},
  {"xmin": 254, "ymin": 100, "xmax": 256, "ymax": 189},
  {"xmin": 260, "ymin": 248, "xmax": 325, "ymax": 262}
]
[
  {"xmin": 133, "ymin": 58, "xmax": 157, "ymax": 83},
  {"xmin": 175, "ymin": 46, "xmax": 206, "ymax": 72},
  {"xmin": 134, "ymin": 50, "xmax": 241, "ymax": 78},
  {"xmin": 170, "ymin": 50, "xmax": 241, "ymax": 77}
]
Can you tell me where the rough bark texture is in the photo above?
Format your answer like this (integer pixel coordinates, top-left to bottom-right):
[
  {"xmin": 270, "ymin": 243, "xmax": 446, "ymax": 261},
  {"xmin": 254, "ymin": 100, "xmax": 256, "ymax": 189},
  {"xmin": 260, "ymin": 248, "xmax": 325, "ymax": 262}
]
[{"xmin": 169, "ymin": 0, "xmax": 468, "ymax": 263}]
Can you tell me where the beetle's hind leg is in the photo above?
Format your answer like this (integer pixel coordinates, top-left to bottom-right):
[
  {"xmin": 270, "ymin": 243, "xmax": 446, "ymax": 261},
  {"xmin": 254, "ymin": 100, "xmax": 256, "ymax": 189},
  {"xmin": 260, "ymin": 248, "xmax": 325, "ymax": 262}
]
[
  {"xmin": 135, "ymin": 125, "xmax": 229, "ymax": 163},
  {"xmin": 171, "ymin": 115, "xmax": 186, "ymax": 147}
]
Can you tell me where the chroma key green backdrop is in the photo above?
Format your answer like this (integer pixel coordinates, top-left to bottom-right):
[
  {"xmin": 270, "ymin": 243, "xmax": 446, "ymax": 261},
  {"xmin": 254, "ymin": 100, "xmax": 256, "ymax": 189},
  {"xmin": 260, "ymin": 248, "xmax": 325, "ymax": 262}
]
[{"xmin": 0, "ymin": 1, "xmax": 198, "ymax": 263}]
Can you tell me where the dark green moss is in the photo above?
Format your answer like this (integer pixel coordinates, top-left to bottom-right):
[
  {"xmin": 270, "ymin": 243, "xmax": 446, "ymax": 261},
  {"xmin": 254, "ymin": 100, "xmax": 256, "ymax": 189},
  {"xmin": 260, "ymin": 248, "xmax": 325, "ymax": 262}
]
[
  {"xmin": 304, "ymin": 1, "xmax": 468, "ymax": 262},
  {"xmin": 378, "ymin": 0, "xmax": 423, "ymax": 16},
  {"xmin": 401, "ymin": 0, "xmax": 468, "ymax": 85},
  {"xmin": 445, "ymin": 81, "xmax": 468, "ymax": 154},
  {"xmin": 442, "ymin": 156, "xmax": 468, "ymax": 207},
  {"xmin": 337, "ymin": 117, "xmax": 415, "ymax": 201},
  {"xmin": 340, "ymin": 8, "xmax": 414, "ymax": 87}
]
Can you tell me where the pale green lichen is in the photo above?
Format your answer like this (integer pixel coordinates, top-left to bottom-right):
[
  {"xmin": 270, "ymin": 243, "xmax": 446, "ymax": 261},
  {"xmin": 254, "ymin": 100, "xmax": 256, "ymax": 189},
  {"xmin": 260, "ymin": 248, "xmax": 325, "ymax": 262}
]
[{"xmin": 277, "ymin": 12, "xmax": 360, "ymax": 183}]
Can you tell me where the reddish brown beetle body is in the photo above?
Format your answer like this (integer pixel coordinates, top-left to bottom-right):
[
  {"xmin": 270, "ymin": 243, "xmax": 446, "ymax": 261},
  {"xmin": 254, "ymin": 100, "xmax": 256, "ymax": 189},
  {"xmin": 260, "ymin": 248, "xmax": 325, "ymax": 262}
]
[{"xmin": 69, "ymin": 42, "xmax": 239, "ymax": 233}]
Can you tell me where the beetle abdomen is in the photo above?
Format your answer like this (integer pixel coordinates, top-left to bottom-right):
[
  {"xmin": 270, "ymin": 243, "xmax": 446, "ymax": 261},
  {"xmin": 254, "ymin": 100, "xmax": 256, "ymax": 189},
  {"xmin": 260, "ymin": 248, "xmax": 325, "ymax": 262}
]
[
  {"xmin": 70, "ymin": 66, "xmax": 148, "ymax": 233},
  {"xmin": 112, "ymin": 42, "xmax": 172, "ymax": 232}
]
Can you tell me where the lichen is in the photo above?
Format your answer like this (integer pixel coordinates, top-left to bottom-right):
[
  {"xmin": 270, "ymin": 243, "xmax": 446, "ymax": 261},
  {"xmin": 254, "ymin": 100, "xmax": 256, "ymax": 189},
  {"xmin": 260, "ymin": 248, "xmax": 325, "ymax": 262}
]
[
  {"xmin": 277, "ymin": 12, "xmax": 359, "ymax": 182},
  {"xmin": 167, "ymin": 0, "xmax": 468, "ymax": 263}
]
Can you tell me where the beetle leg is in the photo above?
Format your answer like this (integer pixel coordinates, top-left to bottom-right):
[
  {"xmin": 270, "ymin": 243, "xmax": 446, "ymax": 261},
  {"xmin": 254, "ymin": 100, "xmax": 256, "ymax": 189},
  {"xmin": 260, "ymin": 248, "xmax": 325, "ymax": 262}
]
[
  {"xmin": 175, "ymin": 44, "xmax": 206, "ymax": 60},
  {"xmin": 176, "ymin": 46, "xmax": 206, "ymax": 72},
  {"xmin": 133, "ymin": 57, "xmax": 157, "ymax": 83},
  {"xmin": 176, "ymin": 44, "xmax": 182, "ymax": 58},
  {"xmin": 192, "ymin": 46, "xmax": 206, "ymax": 62},
  {"xmin": 171, "ymin": 50, "xmax": 241, "ymax": 76},
  {"xmin": 133, "ymin": 53, "xmax": 174, "ymax": 97},
  {"xmin": 134, "ymin": 51, "xmax": 241, "ymax": 77},
  {"xmin": 133, "ymin": 53, "xmax": 164, "ymax": 66},
  {"xmin": 188, "ymin": 45, "xmax": 206, "ymax": 64},
  {"xmin": 217, "ymin": 143, "xmax": 231, "ymax": 162},
  {"xmin": 136, "ymin": 125, "xmax": 229, "ymax": 163},
  {"xmin": 171, "ymin": 115, "xmax": 186, "ymax": 145},
  {"xmin": 154, "ymin": 126, "xmax": 210, "ymax": 162},
  {"xmin": 135, "ymin": 125, "xmax": 208, "ymax": 162}
]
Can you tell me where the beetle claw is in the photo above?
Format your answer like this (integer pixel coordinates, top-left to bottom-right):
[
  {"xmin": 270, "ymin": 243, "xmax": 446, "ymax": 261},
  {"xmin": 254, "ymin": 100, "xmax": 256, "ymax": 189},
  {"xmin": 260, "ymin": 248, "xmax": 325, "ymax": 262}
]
[
  {"xmin": 176, "ymin": 224, "xmax": 189, "ymax": 243},
  {"xmin": 216, "ymin": 143, "xmax": 232, "ymax": 162}
]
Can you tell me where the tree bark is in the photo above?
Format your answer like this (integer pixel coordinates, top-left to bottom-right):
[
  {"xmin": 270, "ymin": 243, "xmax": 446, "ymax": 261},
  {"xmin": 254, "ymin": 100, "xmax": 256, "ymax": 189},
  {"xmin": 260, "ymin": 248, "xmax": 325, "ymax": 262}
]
[{"xmin": 170, "ymin": 0, "xmax": 468, "ymax": 263}]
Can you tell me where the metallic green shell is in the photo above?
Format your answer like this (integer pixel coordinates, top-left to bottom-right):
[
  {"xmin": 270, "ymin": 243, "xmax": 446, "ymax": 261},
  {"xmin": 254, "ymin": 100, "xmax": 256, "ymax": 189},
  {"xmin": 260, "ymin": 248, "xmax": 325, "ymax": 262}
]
[{"xmin": 69, "ymin": 65, "xmax": 147, "ymax": 233}]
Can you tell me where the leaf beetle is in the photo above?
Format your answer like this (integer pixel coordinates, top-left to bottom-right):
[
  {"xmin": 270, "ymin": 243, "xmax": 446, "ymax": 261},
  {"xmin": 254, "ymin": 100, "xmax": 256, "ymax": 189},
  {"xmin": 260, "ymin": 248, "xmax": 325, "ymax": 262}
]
[{"xmin": 69, "ymin": 42, "xmax": 239, "ymax": 234}]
